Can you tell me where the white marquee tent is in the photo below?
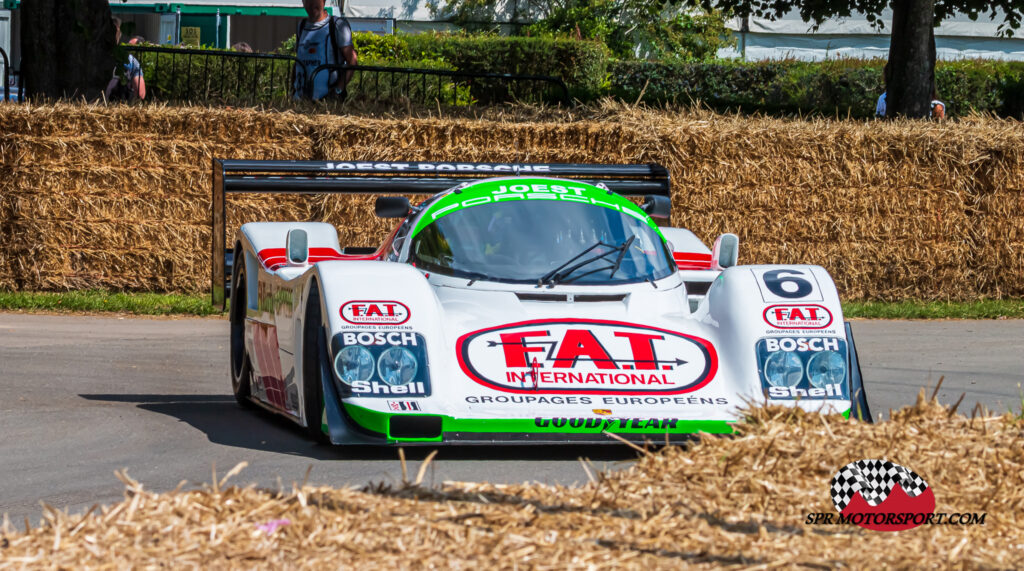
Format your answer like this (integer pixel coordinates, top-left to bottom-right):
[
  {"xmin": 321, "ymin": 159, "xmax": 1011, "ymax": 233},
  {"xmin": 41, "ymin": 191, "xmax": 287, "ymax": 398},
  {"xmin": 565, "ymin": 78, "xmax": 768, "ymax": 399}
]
[{"xmin": 722, "ymin": 8, "xmax": 1024, "ymax": 61}]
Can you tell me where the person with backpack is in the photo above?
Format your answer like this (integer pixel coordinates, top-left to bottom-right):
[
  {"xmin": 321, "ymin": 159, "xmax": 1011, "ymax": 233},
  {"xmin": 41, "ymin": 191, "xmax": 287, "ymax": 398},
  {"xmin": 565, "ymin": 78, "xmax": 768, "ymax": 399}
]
[
  {"xmin": 293, "ymin": 0, "xmax": 358, "ymax": 100},
  {"xmin": 104, "ymin": 17, "xmax": 146, "ymax": 101},
  {"xmin": 875, "ymin": 61, "xmax": 946, "ymax": 119}
]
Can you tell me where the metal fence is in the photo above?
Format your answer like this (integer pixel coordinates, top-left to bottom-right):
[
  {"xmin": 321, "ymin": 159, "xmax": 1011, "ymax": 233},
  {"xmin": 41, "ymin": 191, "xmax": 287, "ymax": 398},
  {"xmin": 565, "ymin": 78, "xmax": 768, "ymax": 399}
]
[
  {"xmin": 122, "ymin": 46, "xmax": 569, "ymax": 107},
  {"xmin": 125, "ymin": 46, "xmax": 297, "ymax": 104},
  {"xmin": 4, "ymin": 46, "xmax": 569, "ymax": 106}
]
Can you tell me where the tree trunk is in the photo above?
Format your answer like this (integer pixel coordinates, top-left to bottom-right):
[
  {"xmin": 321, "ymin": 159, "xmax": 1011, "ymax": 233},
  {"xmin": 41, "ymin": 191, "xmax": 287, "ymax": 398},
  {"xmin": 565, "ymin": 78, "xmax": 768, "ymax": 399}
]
[
  {"xmin": 886, "ymin": 0, "xmax": 936, "ymax": 118},
  {"xmin": 22, "ymin": 0, "xmax": 115, "ymax": 100}
]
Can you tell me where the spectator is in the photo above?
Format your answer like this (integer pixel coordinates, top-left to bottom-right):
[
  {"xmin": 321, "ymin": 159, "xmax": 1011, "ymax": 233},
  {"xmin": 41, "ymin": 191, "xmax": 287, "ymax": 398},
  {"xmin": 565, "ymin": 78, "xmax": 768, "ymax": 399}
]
[
  {"xmin": 931, "ymin": 92, "xmax": 946, "ymax": 120},
  {"xmin": 231, "ymin": 42, "xmax": 254, "ymax": 53},
  {"xmin": 875, "ymin": 62, "xmax": 891, "ymax": 118},
  {"xmin": 105, "ymin": 17, "xmax": 146, "ymax": 101},
  {"xmin": 293, "ymin": 0, "xmax": 357, "ymax": 100},
  {"xmin": 876, "ymin": 61, "xmax": 945, "ymax": 119},
  {"xmin": 128, "ymin": 35, "xmax": 145, "ymax": 45}
]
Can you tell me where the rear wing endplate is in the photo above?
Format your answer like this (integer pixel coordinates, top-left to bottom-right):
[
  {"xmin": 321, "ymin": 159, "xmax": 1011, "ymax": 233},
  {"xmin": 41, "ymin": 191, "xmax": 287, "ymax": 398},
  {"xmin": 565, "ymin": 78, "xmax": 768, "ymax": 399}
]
[{"xmin": 211, "ymin": 159, "xmax": 671, "ymax": 308}]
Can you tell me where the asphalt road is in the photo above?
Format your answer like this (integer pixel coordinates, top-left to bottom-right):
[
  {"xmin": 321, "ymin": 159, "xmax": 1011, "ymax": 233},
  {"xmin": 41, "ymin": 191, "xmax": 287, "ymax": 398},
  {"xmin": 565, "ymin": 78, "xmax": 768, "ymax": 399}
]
[{"xmin": 1, "ymin": 313, "xmax": 1022, "ymax": 525}]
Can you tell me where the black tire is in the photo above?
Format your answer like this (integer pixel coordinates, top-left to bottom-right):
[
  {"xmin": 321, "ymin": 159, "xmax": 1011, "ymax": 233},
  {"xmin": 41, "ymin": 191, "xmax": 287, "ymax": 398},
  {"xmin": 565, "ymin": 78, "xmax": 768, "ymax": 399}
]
[
  {"xmin": 302, "ymin": 282, "xmax": 330, "ymax": 443},
  {"xmin": 229, "ymin": 254, "xmax": 254, "ymax": 407},
  {"xmin": 846, "ymin": 322, "xmax": 873, "ymax": 423}
]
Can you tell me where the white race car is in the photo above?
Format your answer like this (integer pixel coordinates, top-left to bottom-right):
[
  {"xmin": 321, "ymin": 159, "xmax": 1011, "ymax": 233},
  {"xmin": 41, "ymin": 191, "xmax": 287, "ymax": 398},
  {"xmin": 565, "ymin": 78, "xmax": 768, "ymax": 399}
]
[{"xmin": 215, "ymin": 160, "xmax": 871, "ymax": 445}]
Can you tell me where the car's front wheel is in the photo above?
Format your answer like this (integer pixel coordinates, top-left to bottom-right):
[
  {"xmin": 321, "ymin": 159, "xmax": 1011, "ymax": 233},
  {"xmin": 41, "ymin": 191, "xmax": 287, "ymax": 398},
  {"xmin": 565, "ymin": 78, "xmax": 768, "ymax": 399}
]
[
  {"xmin": 302, "ymin": 282, "xmax": 330, "ymax": 443},
  {"xmin": 230, "ymin": 258, "xmax": 254, "ymax": 407},
  {"xmin": 846, "ymin": 322, "xmax": 873, "ymax": 423}
]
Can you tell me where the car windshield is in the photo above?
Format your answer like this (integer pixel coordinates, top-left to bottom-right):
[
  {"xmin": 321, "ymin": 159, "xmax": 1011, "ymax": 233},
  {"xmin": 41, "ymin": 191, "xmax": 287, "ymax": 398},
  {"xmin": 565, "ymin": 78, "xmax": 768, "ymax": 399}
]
[{"xmin": 409, "ymin": 199, "xmax": 675, "ymax": 285}]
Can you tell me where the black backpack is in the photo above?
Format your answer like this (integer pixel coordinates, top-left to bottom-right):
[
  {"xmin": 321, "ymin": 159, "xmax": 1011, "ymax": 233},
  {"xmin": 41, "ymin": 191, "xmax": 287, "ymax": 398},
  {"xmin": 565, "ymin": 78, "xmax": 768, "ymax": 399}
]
[{"xmin": 107, "ymin": 68, "xmax": 137, "ymax": 102}]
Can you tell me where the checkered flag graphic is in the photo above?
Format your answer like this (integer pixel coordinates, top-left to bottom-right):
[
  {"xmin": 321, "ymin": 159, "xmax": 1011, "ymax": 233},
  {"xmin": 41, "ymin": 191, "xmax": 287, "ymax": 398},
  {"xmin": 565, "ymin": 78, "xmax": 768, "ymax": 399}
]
[{"xmin": 830, "ymin": 459, "xmax": 929, "ymax": 512}]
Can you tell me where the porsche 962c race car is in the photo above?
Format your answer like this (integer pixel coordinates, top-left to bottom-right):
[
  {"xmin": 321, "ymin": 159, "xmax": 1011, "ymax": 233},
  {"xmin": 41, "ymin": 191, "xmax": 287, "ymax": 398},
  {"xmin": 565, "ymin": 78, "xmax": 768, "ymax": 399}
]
[{"xmin": 214, "ymin": 160, "xmax": 871, "ymax": 445}]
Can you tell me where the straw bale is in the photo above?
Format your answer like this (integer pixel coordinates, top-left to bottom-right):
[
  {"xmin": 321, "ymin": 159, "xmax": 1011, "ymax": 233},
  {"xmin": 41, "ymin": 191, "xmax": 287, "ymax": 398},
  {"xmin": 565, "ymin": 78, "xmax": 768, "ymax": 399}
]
[
  {"xmin": 4, "ymin": 102, "xmax": 1024, "ymax": 299},
  {"xmin": 0, "ymin": 102, "xmax": 315, "ymax": 142},
  {"xmin": 2, "ymin": 398, "xmax": 1020, "ymax": 568}
]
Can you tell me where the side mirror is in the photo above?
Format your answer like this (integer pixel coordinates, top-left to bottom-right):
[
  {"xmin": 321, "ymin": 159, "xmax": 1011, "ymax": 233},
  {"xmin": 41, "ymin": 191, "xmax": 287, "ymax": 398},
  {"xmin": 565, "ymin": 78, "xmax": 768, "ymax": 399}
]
[
  {"xmin": 712, "ymin": 233, "xmax": 739, "ymax": 269},
  {"xmin": 640, "ymin": 195, "xmax": 671, "ymax": 223},
  {"xmin": 375, "ymin": 196, "xmax": 411, "ymax": 218},
  {"xmin": 286, "ymin": 228, "xmax": 308, "ymax": 265}
]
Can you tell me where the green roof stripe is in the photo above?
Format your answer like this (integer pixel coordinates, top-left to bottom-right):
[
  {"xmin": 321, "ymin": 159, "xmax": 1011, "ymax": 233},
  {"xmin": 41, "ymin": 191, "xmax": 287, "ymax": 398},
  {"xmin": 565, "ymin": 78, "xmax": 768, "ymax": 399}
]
[{"xmin": 411, "ymin": 178, "xmax": 664, "ymax": 239}]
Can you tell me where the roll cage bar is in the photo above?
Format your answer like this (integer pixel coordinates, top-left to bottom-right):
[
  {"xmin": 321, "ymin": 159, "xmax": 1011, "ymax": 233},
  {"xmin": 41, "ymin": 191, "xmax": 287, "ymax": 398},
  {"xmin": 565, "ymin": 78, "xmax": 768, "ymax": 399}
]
[{"xmin": 211, "ymin": 159, "xmax": 671, "ymax": 308}]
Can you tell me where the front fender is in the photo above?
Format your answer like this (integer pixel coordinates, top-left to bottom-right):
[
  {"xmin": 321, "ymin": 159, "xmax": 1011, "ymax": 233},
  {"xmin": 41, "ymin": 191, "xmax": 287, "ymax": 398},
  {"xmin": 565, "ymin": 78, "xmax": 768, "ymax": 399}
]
[
  {"xmin": 702, "ymin": 265, "xmax": 855, "ymax": 413},
  {"xmin": 310, "ymin": 261, "xmax": 447, "ymax": 443}
]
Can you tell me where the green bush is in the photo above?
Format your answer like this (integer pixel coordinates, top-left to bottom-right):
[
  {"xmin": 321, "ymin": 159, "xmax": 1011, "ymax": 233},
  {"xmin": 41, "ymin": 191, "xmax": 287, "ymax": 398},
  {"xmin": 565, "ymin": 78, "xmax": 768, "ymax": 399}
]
[
  {"xmin": 352, "ymin": 33, "xmax": 412, "ymax": 63},
  {"xmin": 611, "ymin": 58, "xmax": 1024, "ymax": 118},
  {"xmin": 346, "ymin": 56, "xmax": 476, "ymax": 106},
  {"xmin": 357, "ymin": 32, "xmax": 608, "ymax": 100},
  {"xmin": 525, "ymin": 6, "xmax": 733, "ymax": 62}
]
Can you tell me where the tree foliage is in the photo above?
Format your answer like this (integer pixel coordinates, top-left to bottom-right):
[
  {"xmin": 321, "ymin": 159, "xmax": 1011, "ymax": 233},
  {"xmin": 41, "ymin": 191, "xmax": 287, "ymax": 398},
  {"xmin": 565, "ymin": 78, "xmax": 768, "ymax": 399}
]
[
  {"xmin": 687, "ymin": 0, "xmax": 1022, "ymax": 35},
  {"xmin": 426, "ymin": 0, "xmax": 734, "ymax": 61},
  {"xmin": 684, "ymin": 0, "xmax": 1024, "ymax": 117}
]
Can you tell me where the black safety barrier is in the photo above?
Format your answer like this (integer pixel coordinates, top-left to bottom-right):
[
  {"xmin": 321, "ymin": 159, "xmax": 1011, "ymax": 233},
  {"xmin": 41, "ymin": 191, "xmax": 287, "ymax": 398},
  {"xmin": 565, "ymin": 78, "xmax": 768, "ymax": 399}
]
[
  {"xmin": 124, "ymin": 45, "xmax": 298, "ymax": 104},
  {"xmin": 307, "ymin": 63, "xmax": 571, "ymax": 106},
  {"xmin": 211, "ymin": 159, "xmax": 671, "ymax": 307}
]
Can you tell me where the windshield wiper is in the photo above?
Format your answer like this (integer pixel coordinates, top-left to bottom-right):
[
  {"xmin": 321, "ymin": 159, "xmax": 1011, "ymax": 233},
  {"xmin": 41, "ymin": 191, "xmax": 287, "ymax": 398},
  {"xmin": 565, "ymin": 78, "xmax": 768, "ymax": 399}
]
[
  {"xmin": 539, "ymin": 236, "xmax": 635, "ymax": 287},
  {"xmin": 458, "ymin": 270, "xmax": 494, "ymax": 286}
]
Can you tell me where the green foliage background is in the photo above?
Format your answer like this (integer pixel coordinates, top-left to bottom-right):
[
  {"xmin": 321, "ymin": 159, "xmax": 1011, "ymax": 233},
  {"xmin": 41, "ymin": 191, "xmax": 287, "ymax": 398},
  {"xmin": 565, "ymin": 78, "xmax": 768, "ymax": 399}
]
[
  {"xmin": 612, "ymin": 58, "xmax": 1024, "ymax": 118},
  {"xmin": 128, "ymin": 26, "xmax": 1024, "ymax": 117}
]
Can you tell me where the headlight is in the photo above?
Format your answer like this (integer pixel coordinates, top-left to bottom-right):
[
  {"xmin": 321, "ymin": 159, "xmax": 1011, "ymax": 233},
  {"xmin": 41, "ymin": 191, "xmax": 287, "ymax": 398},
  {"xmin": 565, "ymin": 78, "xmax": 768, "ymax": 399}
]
[
  {"xmin": 764, "ymin": 350, "xmax": 802, "ymax": 387},
  {"xmin": 377, "ymin": 346, "xmax": 418, "ymax": 386},
  {"xmin": 806, "ymin": 351, "xmax": 846, "ymax": 388},
  {"xmin": 334, "ymin": 346, "xmax": 375, "ymax": 384}
]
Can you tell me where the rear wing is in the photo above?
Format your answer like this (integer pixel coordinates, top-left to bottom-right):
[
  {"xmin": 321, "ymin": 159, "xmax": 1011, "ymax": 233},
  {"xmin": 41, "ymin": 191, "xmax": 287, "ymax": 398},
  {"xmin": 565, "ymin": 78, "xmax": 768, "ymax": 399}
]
[{"xmin": 212, "ymin": 159, "xmax": 671, "ymax": 308}]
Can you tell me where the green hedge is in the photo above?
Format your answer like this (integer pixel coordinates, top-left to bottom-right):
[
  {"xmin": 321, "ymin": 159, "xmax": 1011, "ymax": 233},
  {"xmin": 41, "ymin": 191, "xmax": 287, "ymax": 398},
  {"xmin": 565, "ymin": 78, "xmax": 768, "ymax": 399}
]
[
  {"xmin": 611, "ymin": 59, "xmax": 1024, "ymax": 117},
  {"xmin": 128, "ymin": 37, "xmax": 1024, "ymax": 116},
  {"xmin": 355, "ymin": 32, "xmax": 609, "ymax": 99}
]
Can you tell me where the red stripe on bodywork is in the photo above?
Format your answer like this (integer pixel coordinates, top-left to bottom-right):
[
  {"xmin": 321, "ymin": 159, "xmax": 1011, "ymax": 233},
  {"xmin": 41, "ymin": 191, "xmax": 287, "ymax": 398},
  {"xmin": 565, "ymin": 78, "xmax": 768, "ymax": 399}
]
[
  {"xmin": 673, "ymin": 252, "xmax": 713, "ymax": 270},
  {"xmin": 257, "ymin": 247, "xmax": 379, "ymax": 271}
]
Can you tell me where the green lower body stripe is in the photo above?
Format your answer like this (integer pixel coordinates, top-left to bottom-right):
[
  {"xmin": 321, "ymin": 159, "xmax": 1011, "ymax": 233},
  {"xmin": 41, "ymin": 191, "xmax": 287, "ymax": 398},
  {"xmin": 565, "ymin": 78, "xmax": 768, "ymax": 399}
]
[{"xmin": 343, "ymin": 403, "xmax": 734, "ymax": 442}]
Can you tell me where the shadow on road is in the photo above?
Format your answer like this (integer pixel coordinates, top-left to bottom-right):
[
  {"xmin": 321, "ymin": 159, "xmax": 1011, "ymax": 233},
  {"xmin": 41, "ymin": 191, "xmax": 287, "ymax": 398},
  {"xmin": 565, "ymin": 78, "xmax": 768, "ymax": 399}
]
[{"xmin": 79, "ymin": 394, "xmax": 643, "ymax": 463}]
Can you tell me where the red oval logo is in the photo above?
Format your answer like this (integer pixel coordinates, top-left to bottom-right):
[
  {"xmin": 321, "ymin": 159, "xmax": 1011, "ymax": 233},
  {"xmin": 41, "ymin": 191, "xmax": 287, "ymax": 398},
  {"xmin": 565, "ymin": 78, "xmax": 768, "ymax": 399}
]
[
  {"xmin": 456, "ymin": 319, "xmax": 717, "ymax": 395},
  {"xmin": 763, "ymin": 304, "xmax": 833, "ymax": 329},
  {"xmin": 340, "ymin": 300, "xmax": 410, "ymax": 325}
]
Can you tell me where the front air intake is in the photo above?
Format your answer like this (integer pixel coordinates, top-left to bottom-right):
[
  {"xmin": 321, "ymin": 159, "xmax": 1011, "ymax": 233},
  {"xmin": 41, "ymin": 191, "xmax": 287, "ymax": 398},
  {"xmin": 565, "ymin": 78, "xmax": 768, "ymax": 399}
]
[
  {"xmin": 389, "ymin": 415, "xmax": 443, "ymax": 439},
  {"xmin": 516, "ymin": 293, "xmax": 627, "ymax": 302},
  {"xmin": 685, "ymin": 282, "xmax": 712, "ymax": 296}
]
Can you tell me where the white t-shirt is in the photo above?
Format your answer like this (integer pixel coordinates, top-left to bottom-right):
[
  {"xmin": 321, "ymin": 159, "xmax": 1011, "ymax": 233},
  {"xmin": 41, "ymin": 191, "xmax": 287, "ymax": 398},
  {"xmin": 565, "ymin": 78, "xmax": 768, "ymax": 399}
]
[
  {"xmin": 294, "ymin": 16, "xmax": 353, "ymax": 100},
  {"xmin": 875, "ymin": 92, "xmax": 886, "ymax": 117}
]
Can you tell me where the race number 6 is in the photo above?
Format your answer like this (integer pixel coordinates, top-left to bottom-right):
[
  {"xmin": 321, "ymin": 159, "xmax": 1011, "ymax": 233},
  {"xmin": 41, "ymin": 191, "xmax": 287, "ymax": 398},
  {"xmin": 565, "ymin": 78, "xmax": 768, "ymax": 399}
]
[{"xmin": 762, "ymin": 269, "xmax": 814, "ymax": 299}]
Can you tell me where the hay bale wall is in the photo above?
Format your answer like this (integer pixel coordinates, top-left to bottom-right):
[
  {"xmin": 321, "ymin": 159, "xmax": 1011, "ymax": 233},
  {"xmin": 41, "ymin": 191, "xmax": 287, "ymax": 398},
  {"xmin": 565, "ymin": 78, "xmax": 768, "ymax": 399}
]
[
  {"xmin": 1, "ymin": 103, "xmax": 1022, "ymax": 300},
  {"xmin": 2, "ymin": 399, "xmax": 1021, "ymax": 567}
]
